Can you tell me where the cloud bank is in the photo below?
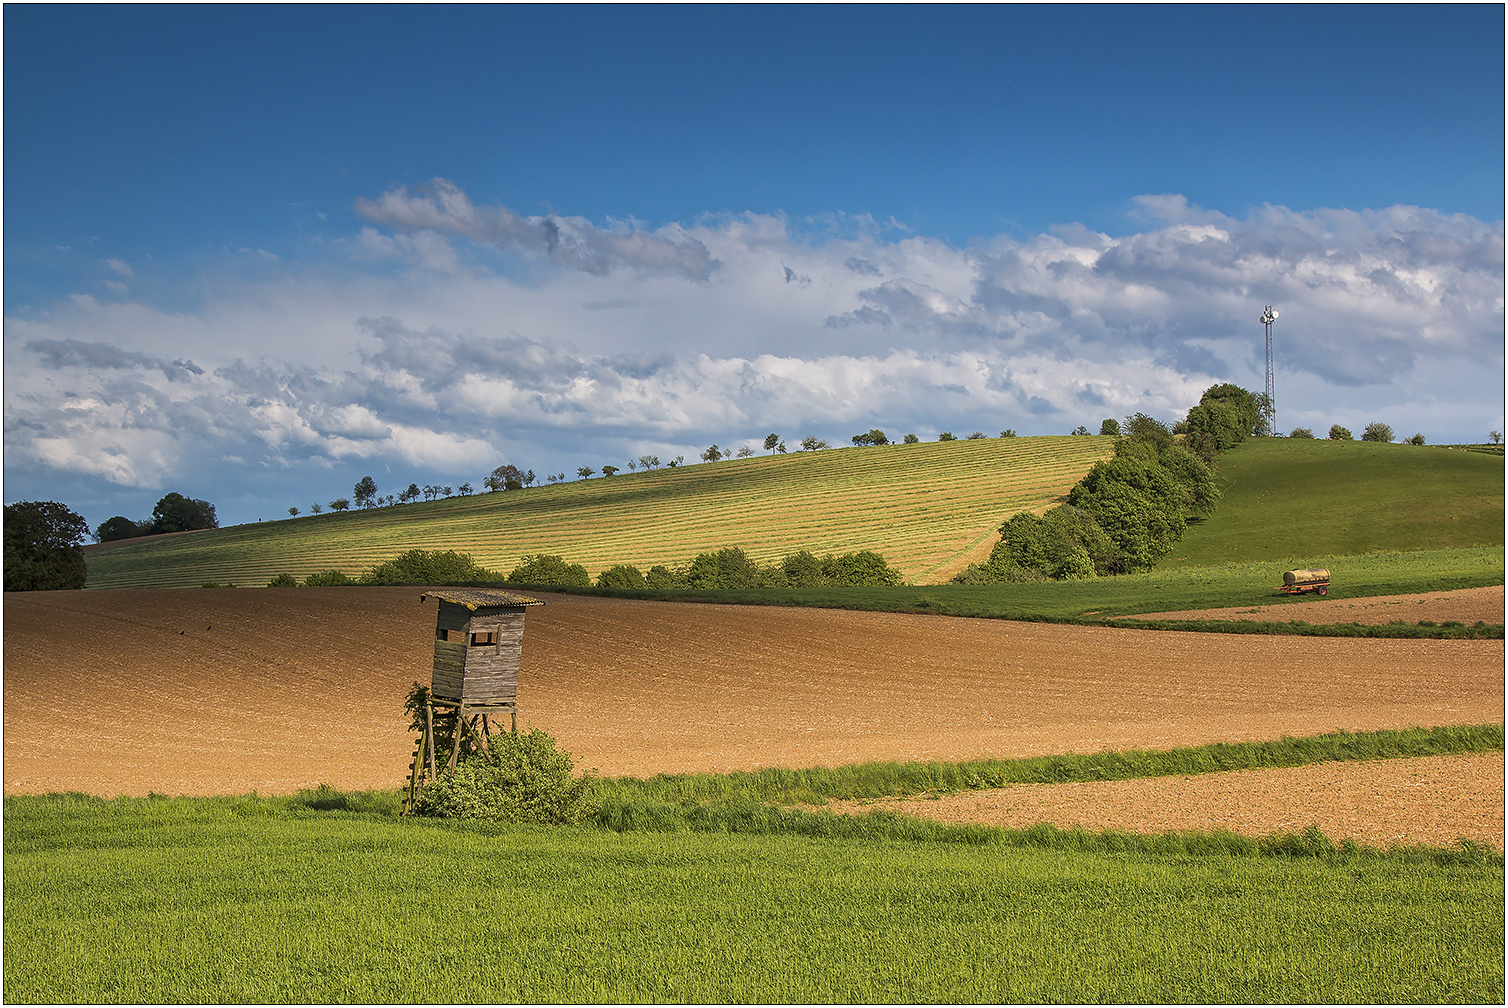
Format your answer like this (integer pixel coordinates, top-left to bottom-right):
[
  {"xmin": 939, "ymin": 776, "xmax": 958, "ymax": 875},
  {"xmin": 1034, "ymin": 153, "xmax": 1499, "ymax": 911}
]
[{"xmin": 5, "ymin": 181, "xmax": 1502, "ymax": 525}]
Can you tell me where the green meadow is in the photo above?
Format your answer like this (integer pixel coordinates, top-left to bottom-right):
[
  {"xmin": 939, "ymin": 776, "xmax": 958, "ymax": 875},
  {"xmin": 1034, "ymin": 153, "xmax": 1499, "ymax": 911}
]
[{"xmin": 1164, "ymin": 438, "xmax": 1504, "ymax": 567}]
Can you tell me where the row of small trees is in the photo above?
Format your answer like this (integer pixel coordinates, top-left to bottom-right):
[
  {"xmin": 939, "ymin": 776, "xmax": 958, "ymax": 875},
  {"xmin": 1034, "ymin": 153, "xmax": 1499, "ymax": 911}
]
[
  {"xmin": 267, "ymin": 546, "xmax": 905, "ymax": 591},
  {"xmin": 1289, "ymin": 423, "xmax": 1420, "ymax": 444},
  {"xmin": 508, "ymin": 547, "xmax": 904, "ymax": 590}
]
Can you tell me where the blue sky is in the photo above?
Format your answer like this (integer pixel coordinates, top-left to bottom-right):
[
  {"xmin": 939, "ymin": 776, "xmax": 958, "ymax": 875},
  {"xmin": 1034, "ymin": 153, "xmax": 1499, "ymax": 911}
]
[{"xmin": 5, "ymin": 5, "xmax": 1504, "ymax": 532}]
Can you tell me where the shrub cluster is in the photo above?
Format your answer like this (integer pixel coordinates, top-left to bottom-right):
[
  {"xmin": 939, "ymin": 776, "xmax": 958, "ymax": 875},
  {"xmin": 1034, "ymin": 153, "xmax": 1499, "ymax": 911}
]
[
  {"xmin": 609, "ymin": 547, "xmax": 903, "ymax": 590},
  {"xmin": 269, "ymin": 550, "xmax": 498, "ymax": 588},
  {"xmin": 409, "ymin": 725, "xmax": 596, "ymax": 824},
  {"xmin": 957, "ymin": 389, "xmax": 1236, "ymax": 583}
]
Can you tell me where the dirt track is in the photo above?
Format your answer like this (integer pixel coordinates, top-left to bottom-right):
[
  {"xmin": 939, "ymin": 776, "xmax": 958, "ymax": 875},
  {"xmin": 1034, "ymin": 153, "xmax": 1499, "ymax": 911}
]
[{"xmin": 3, "ymin": 586, "xmax": 1502, "ymax": 848}]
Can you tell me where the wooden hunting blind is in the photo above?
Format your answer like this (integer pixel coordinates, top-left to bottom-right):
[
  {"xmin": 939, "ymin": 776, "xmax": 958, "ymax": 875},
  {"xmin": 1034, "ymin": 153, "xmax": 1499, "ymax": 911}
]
[{"xmin": 406, "ymin": 588, "xmax": 544, "ymax": 813}]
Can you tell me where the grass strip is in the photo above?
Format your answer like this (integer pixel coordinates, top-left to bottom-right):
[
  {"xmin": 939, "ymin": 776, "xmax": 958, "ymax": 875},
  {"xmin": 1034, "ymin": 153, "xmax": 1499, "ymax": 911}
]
[{"xmin": 593, "ymin": 724, "xmax": 1504, "ymax": 807}]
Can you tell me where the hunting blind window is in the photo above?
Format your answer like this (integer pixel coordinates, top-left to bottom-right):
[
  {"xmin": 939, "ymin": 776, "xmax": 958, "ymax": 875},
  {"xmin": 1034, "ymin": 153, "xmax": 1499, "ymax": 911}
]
[{"xmin": 470, "ymin": 630, "xmax": 498, "ymax": 647}]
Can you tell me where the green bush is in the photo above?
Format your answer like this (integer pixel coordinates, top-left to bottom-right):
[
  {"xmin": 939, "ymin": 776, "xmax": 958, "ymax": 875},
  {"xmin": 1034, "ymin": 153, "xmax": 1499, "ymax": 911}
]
[
  {"xmin": 364, "ymin": 549, "xmax": 498, "ymax": 585},
  {"xmin": 596, "ymin": 564, "xmax": 647, "ymax": 589},
  {"xmin": 304, "ymin": 569, "xmax": 354, "ymax": 586},
  {"xmin": 644, "ymin": 564, "xmax": 687, "ymax": 589},
  {"xmin": 686, "ymin": 547, "xmax": 761, "ymax": 589},
  {"xmin": 410, "ymin": 728, "xmax": 595, "ymax": 824},
  {"xmin": 506, "ymin": 554, "xmax": 590, "ymax": 587},
  {"xmin": 266, "ymin": 572, "xmax": 298, "ymax": 587},
  {"xmin": 821, "ymin": 550, "xmax": 903, "ymax": 586}
]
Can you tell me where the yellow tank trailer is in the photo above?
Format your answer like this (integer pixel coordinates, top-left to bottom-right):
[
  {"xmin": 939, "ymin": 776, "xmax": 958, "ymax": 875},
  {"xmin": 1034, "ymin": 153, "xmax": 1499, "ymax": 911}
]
[{"xmin": 1279, "ymin": 568, "xmax": 1331, "ymax": 596}]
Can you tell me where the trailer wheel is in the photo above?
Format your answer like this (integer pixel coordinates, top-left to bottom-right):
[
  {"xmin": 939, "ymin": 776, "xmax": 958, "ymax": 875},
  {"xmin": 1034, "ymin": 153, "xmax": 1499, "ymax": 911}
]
[{"xmin": 1317, "ymin": 586, "xmax": 1328, "ymax": 596}]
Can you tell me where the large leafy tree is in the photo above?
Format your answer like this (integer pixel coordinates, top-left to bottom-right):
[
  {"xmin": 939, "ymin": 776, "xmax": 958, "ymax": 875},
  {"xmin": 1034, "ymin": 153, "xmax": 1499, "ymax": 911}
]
[
  {"xmin": 484, "ymin": 465, "xmax": 527, "ymax": 491},
  {"xmin": 94, "ymin": 516, "xmax": 144, "ymax": 542},
  {"xmin": 149, "ymin": 492, "xmax": 218, "ymax": 533},
  {"xmin": 353, "ymin": 475, "xmax": 378, "ymax": 508},
  {"xmin": 4, "ymin": 501, "xmax": 90, "ymax": 591}
]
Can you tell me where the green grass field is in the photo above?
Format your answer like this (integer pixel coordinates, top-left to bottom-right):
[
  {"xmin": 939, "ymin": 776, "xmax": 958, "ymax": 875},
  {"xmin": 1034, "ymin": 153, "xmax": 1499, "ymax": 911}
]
[
  {"xmin": 84, "ymin": 435, "xmax": 1114, "ymax": 589},
  {"xmin": 1164, "ymin": 439, "xmax": 1504, "ymax": 567},
  {"xmin": 6, "ymin": 725, "xmax": 1503, "ymax": 1005}
]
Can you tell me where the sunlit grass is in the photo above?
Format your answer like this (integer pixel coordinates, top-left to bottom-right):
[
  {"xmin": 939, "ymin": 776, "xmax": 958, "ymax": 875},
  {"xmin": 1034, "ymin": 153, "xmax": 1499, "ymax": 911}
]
[{"xmin": 4, "ymin": 791, "xmax": 1501, "ymax": 1003}]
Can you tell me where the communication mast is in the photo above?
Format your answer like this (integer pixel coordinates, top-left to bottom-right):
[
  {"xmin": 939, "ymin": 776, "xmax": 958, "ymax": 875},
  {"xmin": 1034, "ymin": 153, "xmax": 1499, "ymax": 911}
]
[{"xmin": 1260, "ymin": 305, "xmax": 1278, "ymax": 434}]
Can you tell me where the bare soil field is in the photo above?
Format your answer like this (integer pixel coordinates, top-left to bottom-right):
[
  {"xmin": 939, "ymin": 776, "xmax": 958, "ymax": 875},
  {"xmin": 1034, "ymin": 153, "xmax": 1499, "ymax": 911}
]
[
  {"xmin": 1129, "ymin": 585, "xmax": 1505, "ymax": 625},
  {"xmin": 4, "ymin": 586, "xmax": 1502, "ymax": 848}
]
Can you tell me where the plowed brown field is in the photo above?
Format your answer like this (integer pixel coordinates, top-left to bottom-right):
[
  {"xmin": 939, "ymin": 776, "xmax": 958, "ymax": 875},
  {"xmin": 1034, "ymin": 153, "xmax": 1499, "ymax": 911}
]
[{"xmin": 4, "ymin": 586, "xmax": 1502, "ymax": 848}]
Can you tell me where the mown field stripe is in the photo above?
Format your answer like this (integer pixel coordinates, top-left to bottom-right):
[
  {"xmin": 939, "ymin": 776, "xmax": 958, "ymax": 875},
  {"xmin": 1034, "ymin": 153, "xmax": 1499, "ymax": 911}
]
[{"xmin": 85, "ymin": 436, "xmax": 1116, "ymax": 588}]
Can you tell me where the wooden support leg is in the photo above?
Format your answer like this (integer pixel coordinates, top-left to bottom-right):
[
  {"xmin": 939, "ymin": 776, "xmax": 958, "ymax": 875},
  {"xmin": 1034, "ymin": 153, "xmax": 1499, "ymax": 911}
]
[
  {"xmin": 447, "ymin": 704, "xmax": 465, "ymax": 770},
  {"xmin": 425, "ymin": 702, "xmax": 438, "ymax": 779}
]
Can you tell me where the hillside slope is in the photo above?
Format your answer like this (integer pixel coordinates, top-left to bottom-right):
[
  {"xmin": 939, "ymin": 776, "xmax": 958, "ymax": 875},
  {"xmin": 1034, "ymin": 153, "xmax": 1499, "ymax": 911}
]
[
  {"xmin": 1162, "ymin": 440, "xmax": 1505, "ymax": 568},
  {"xmin": 83, "ymin": 436, "xmax": 1115, "ymax": 589}
]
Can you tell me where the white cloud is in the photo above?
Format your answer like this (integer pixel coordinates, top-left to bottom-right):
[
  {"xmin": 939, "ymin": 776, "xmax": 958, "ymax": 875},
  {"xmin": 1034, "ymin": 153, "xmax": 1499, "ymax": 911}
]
[{"xmin": 4, "ymin": 187, "xmax": 1502, "ymax": 527}]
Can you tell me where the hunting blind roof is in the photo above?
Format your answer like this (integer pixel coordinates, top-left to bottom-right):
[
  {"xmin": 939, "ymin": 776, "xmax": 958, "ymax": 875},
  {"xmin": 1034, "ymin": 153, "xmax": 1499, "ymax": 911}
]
[{"xmin": 420, "ymin": 589, "xmax": 544, "ymax": 610}]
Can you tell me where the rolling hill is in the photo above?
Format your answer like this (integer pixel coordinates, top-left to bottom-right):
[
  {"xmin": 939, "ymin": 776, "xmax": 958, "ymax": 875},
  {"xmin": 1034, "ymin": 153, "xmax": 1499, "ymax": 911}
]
[
  {"xmin": 1162, "ymin": 439, "xmax": 1505, "ymax": 567},
  {"xmin": 83, "ymin": 435, "xmax": 1116, "ymax": 589}
]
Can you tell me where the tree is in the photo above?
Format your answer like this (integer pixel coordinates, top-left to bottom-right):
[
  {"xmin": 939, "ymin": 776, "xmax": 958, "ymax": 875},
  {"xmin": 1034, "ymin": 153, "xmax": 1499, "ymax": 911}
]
[
  {"xmin": 1362, "ymin": 422, "xmax": 1394, "ymax": 443},
  {"xmin": 353, "ymin": 476, "xmax": 378, "ymax": 509},
  {"xmin": 1489, "ymin": 431, "xmax": 1502, "ymax": 445},
  {"xmin": 763, "ymin": 433, "xmax": 780, "ymax": 453},
  {"xmin": 442, "ymin": 486, "xmax": 454, "ymax": 498},
  {"xmin": 596, "ymin": 564, "xmax": 647, "ymax": 589},
  {"xmin": 800, "ymin": 436, "xmax": 828, "ymax": 450},
  {"xmin": 95, "ymin": 516, "xmax": 144, "ymax": 542},
  {"xmin": 638, "ymin": 455, "xmax": 659, "ymax": 470},
  {"xmin": 363, "ymin": 549, "xmax": 496, "ymax": 584},
  {"xmin": 686, "ymin": 547, "xmax": 761, "ymax": 589},
  {"xmin": 458, "ymin": 483, "xmax": 473, "ymax": 496},
  {"xmin": 734, "ymin": 446, "xmax": 752, "ymax": 457},
  {"xmin": 1001, "ymin": 429, "xmax": 1017, "ymax": 438},
  {"xmin": 1328, "ymin": 425, "xmax": 1354, "ymax": 441},
  {"xmin": 577, "ymin": 467, "xmax": 595, "ymax": 480},
  {"xmin": 485, "ymin": 464, "xmax": 526, "ymax": 492},
  {"xmin": 938, "ymin": 431, "xmax": 957, "ymax": 441},
  {"xmin": 902, "ymin": 434, "xmax": 920, "ymax": 444},
  {"xmin": 1122, "ymin": 413, "xmax": 1174, "ymax": 449},
  {"xmin": 627, "ymin": 460, "xmax": 637, "ymax": 472},
  {"xmin": 1070, "ymin": 426, "xmax": 1090, "ymax": 436},
  {"xmin": 287, "ymin": 507, "xmax": 299, "ymax": 517},
  {"xmin": 329, "ymin": 498, "xmax": 351, "ymax": 511},
  {"xmin": 311, "ymin": 502, "xmax": 323, "ymax": 513},
  {"xmin": 701, "ymin": 445, "xmax": 723, "ymax": 462},
  {"xmin": 1404, "ymin": 433, "xmax": 1426, "ymax": 445},
  {"xmin": 5, "ymin": 501, "xmax": 90, "ymax": 591},
  {"xmin": 1100, "ymin": 418, "xmax": 1121, "ymax": 436},
  {"xmin": 967, "ymin": 431, "xmax": 987, "ymax": 439},
  {"xmin": 149, "ymin": 492, "xmax": 217, "ymax": 533},
  {"xmin": 601, "ymin": 465, "xmax": 619, "ymax": 476},
  {"xmin": 852, "ymin": 429, "xmax": 889, "ymax": 446},
  {"xmin": 820, "ymin": 550, "xmax": 903, "ymax": 587},
  {"xmin": 1288, "ymin": 428, "xmax": 1315, "ymax": 439},
  {"xmin": 506, "ymin": 554, "xmax": 591, "ymax": 587},
  {"xmin": 399, "ymin": 483, "xmax": 421, "ymax": 504}
]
